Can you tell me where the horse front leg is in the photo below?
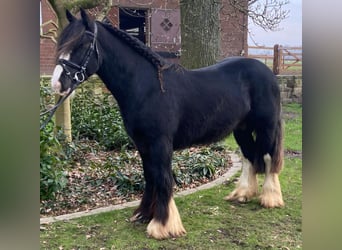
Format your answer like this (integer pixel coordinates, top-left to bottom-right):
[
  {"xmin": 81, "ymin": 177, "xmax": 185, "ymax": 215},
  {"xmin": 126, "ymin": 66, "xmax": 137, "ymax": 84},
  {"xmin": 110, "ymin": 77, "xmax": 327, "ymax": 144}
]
[
  {"xmin": 130, "ymin": 181, "xmax": 154, "ymax": 223},
  {"xmin": 133, "ymin": 137, "xmax": 186, "ymax": 239}
]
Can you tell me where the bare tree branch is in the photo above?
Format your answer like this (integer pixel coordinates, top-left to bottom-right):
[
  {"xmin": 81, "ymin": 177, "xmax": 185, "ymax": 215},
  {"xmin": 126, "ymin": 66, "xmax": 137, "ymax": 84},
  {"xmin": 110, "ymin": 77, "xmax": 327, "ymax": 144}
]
[
  {"xmin": 48, "ymin": 0, "xmax": 112, "ymax": 27},
  {"xmin": 223, "ymin": 0, "xmax": 290, "ymax": 31}
]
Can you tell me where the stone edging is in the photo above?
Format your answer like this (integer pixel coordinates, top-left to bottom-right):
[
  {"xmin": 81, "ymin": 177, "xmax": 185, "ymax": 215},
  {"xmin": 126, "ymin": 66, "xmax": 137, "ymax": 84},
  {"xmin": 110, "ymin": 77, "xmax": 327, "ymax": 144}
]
[{"xmin": 40, "ymin": 153, "xmax": 241, "ymax": 224}]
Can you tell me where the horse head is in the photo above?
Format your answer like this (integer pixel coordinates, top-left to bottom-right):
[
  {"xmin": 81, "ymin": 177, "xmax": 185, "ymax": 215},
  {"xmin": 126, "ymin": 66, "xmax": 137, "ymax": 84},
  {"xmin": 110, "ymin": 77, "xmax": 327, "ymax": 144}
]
[{"xmin": 51, "ymin": 8, "xmax": 100, "ymax": 95}]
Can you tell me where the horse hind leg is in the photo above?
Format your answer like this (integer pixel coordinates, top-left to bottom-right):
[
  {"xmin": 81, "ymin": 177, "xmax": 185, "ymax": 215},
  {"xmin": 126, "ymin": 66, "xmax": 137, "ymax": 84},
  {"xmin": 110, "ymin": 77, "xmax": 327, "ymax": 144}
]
[
  {"xmin": 225, "ymin": 128, "xmax": 258, "ymax": 202},
  {"xmin": 258, "ymin": 119, "xmax": 285, "ymax": 208},
  {"xmin": 224, "ymin": 157, "xmax": 258, "ymax": 202},
  {"xmin": 259, "ymin": 154, "xmax": 284, "ymax": 208}
]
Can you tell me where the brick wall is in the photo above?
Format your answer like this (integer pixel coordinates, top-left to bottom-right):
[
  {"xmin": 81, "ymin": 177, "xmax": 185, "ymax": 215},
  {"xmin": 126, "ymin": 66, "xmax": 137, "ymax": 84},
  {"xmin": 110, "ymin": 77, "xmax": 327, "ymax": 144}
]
[
  {"xmin": 40, "ymin": 0, "xmax": 248, "ymax": 75},
  {"xmin": 40, "ymin": 0, "xmax": 57, "ymax": 75},
  {"xmin": 219, "ymin": 0, "xmax": 248, "ymax": 58},
  {"xmin": 112, "ymin": 0, "xmax": 179, "ymax": 9}
]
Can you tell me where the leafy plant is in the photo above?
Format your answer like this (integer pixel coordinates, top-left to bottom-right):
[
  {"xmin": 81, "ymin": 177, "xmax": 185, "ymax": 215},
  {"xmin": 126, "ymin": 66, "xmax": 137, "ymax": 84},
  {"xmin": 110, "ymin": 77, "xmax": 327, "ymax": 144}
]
[
  {"xmin": 114, "ymin": 170, "xmax": 145, "ymax": 195},
  {"xmin": 40, "ymin": 78, "xmax": 68, "ymax": 200},
  {"xmin": 71, "ymin": 85, "xmax": 133, "ymax": 150},
  {"xmin": 40, "ymin": 122, "xmax": 68, "ymax": 201},
  {"xmin": 172, "ymin": 145, "xmax": 227, "ymax": 185}
]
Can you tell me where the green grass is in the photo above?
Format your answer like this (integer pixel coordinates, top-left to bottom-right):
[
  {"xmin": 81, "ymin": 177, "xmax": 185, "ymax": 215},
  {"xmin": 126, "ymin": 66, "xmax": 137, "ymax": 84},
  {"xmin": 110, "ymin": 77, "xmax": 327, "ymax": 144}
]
[
  {"xmin": 262, "ymin": 60, "xmax": 302, "ymax": 75},
  {"xmin": 283, "ymin": 103, "xmax": 302, "ymax": 151},
  {"xmin": 40, "ymin": 103, "xmax": 302, "ymax": 249}
]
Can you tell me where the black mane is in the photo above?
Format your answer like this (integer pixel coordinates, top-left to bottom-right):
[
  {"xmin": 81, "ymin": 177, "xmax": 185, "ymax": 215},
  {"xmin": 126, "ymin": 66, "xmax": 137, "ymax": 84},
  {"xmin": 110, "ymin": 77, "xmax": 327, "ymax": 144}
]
[
  {"xmin": 100, "ymin": 21, "xmax": 167, "ymax": 69},
  {"xmin": 56, "ymin": 19, "xmax": 167, "ymax": 69}
]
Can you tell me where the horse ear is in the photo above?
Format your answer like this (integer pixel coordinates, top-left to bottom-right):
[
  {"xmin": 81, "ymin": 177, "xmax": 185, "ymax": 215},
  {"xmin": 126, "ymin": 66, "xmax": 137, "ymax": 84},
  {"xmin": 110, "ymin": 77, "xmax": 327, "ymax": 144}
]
[
  {"xmin": 80, "ymin": 8, "xmax": 93, "ymax": 31},
  {"xmin": 66, "ymin": 9, "xmax": 76, "ymax": 23}
]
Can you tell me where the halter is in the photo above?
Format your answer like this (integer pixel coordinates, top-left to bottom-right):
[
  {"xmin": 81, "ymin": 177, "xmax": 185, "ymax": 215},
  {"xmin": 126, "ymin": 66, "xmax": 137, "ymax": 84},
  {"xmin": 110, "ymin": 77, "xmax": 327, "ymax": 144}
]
[
  {"xmin": 40, "ymin": 22, "xmax": 99, "ymax": 130},
  {"xmin": 58, "ymin": 22, "xmax": 99, "ymax": 85}
]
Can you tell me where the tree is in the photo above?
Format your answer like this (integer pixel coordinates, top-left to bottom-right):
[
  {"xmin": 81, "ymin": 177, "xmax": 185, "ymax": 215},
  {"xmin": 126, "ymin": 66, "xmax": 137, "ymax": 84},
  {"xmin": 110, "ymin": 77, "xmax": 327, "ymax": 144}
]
[
  {"xmin": 180, "ymin": 0, "xmax": 289, "ymax": 69},
  {"xmin": 180, "ymin": 0, "xmax": 221, "ymax": 69},
  {"xmin": 45, "ymin": 0, "xmax": 111, "ymax": 141},
  {"xmin": 247, "ymin": 0, "xmax": 290, "ymax": 31}
]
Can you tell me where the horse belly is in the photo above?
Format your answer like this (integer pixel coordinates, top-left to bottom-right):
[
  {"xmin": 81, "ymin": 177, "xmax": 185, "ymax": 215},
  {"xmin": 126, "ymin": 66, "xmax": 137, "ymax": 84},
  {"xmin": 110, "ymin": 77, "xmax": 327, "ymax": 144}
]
[{"xmin": 172, "ymin": 112, "xmax": 240, "ymax": 150}]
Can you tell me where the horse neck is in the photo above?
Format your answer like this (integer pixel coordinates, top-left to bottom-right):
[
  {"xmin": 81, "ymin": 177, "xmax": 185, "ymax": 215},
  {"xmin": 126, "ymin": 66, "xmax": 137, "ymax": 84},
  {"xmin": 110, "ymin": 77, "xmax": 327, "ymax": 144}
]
[{"xmin": 96, "ymin": 26, "xmax": 157, "ymax": 109}]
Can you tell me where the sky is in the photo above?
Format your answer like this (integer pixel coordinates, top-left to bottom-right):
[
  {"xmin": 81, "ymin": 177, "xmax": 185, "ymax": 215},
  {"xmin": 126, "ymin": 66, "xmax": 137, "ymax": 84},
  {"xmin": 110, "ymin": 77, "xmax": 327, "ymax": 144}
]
[{"xmin": 247, "ymin": 0, "xmax": 302, "ymax": 47}]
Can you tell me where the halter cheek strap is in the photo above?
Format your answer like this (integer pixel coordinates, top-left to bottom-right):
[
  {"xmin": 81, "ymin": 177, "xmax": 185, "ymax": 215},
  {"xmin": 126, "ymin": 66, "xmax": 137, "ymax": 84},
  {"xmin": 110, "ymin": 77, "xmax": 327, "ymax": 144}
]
[{"xmin": 58, "ymin": 22, "xmax": 99, "ymax": 85}]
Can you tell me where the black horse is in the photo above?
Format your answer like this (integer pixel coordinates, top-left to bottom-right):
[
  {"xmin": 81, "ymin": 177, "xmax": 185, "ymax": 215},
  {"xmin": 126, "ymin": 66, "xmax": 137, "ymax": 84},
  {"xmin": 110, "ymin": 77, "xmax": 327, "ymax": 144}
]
[{"xmin": 51, "ymin": 9, "xmax": 284, "ymax": 239}]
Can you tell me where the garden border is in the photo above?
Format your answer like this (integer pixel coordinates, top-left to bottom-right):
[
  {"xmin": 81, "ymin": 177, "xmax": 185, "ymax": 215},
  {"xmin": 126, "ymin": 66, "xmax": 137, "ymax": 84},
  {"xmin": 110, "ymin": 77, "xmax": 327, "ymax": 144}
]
[{"xmin": 40, "ymin": 153, "xmax": 242, "ymax": 224}]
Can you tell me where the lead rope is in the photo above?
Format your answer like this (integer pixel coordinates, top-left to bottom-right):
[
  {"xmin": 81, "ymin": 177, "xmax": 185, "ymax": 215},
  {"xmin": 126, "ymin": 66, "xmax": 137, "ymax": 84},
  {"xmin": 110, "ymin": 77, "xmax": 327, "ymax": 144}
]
[{"xmin": 40, "ymin": 88, "xmax": 76, "ymax": 130}]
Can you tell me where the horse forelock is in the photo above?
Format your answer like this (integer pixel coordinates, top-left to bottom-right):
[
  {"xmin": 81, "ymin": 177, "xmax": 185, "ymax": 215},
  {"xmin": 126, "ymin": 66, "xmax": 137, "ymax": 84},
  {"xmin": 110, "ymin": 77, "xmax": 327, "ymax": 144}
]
[{"xmin": 56, "ymin": 21, "xmax": 86, "ymax": 63}]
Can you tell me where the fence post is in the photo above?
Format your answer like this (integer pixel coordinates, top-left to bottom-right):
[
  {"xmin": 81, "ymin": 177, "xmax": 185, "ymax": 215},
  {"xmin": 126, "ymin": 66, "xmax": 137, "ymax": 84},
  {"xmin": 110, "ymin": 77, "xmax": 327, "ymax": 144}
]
[
  {"xmin": 273, "ymin": 44, "xmax": 280, "ymax": 75},
  {"xmin": 55, "ymin": 95, "xmax": 72, "ymax": 142}
]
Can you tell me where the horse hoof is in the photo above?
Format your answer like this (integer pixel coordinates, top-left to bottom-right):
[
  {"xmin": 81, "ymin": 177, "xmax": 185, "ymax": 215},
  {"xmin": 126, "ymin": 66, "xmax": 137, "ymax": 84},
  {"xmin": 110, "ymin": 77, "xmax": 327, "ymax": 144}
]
[
  {"xmin": 260, "ymin": 194, "xmax": 284, "ymax": 208},
  {"xmin": 224, "ymin": 188, "xmax": 257, "ymax": 203},
  {"xmin": 147, "ymin": 218, "xmax": 186, "ymax": 240},
  {"xmin": 130, "ymin": 213, "xmax": 151, "ymax": 224}
]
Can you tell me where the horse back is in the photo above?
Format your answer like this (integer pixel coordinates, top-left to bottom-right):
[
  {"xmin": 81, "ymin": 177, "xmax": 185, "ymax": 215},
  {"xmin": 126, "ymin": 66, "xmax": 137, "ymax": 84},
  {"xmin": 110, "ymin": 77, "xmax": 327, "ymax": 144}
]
[{"xmin": 169, "ymin": 57, "xmax": 279, "ymax": 149}]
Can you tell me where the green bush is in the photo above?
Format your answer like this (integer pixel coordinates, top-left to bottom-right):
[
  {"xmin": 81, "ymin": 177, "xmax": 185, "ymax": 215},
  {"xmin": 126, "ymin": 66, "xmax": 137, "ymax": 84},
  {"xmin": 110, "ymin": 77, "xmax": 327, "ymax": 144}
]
[
  {"xmin": 40, "ymin": 123, "xmax": 68, "ymax": 201},
  {"xmin": 172, "ymin": 145, "xmax": 226, "ymax": 185},
  {"xmin": 40, "ymin": 78, "xmax": 68, "ymax": 200},
  {"xmin": 71, "ymin": 85, "xmax": 133, "ymax": 150}
]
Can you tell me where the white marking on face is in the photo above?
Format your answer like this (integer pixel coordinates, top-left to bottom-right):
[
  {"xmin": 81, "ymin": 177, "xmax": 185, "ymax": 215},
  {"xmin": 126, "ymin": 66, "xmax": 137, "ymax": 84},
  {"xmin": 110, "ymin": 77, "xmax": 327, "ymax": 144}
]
[{"xmin": 51, "ymin": 53, "xmax": 70, "ymax": 95}]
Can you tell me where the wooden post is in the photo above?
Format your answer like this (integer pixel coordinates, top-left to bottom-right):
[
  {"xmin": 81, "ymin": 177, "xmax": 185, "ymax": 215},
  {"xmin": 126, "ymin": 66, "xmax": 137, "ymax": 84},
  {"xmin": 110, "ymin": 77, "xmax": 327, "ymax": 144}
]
[
  {"xmin": 55, "ymin": 95, "xmax": 72, "ymax": 142},
  {"xmin": 273, "ymin": 44, "xmax": 280, "ymax": 75}
]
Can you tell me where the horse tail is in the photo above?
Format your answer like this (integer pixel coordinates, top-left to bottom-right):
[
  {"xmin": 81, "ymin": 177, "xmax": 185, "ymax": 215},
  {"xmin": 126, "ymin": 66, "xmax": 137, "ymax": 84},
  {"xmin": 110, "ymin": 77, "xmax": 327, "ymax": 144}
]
[{"xmin": 271, "ymin": 117, "xmax": 284, "ymax": 173}]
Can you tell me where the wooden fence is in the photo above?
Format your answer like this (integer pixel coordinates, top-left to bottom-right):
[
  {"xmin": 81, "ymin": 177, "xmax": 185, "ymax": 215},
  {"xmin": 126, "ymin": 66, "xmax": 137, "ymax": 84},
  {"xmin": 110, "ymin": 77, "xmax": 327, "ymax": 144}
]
[{"xmin": 248, "ymin": 45, "xmax": 302, "ymax": 75}]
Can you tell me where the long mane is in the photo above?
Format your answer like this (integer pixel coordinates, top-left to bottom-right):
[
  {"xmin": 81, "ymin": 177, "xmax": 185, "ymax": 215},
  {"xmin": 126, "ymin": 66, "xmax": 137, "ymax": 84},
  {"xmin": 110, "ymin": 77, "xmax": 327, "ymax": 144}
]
[
  {"xmin": 100, "ymin": 22, "xmax": 167, "ymax": 69},
  {"xmin": 56, "ymin": 19, "xmax": 167, "ymax": 69}
]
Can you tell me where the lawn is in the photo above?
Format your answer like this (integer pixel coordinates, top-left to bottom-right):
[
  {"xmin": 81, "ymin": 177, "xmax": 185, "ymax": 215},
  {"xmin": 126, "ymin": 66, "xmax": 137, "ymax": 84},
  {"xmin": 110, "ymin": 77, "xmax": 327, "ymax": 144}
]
[{"xmin": 40, "ymin": 103, "xmax": 302, "ymax": 249}]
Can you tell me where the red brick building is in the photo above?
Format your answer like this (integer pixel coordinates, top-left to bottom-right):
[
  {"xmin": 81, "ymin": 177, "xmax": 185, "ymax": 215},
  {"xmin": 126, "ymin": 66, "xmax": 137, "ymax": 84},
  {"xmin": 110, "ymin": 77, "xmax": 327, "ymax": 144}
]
[{"xmin": 40, "ymin": 0, "xmax": 247, "ymax": 75}]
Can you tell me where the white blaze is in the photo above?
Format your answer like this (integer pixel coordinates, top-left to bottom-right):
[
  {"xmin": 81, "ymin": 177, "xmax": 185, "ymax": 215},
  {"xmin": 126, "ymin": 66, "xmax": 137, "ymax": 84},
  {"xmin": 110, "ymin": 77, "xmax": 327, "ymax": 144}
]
[{"xmin": 51, "ymin": 53, "xmax": 70, "ymax": 95}]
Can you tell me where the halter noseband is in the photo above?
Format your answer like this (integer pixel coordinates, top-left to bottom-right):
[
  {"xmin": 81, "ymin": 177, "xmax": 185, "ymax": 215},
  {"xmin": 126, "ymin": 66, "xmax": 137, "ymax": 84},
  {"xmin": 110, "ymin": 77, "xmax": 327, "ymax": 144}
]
[{"xmin": 58, "ymin": 22, "xmax": 99, "ymax": 86}]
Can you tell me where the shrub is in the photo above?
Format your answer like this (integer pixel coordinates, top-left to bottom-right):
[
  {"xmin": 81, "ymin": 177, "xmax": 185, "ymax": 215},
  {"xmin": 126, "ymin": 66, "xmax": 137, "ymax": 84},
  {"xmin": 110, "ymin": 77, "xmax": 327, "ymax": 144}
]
[
  {"xmin": 40, "ymin": 78, "xmax": 68, "ymax": 200},
  {"xmin": 71, "ymin": 85, "xmax": 133, "ymax": 150},
  {"xmin": 40, "ymin": 122, "xmax": 68, "ymax": 201},
  {"xmin": 172, "ymin": 145, "xmax": 226, "ymax": 185}
]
